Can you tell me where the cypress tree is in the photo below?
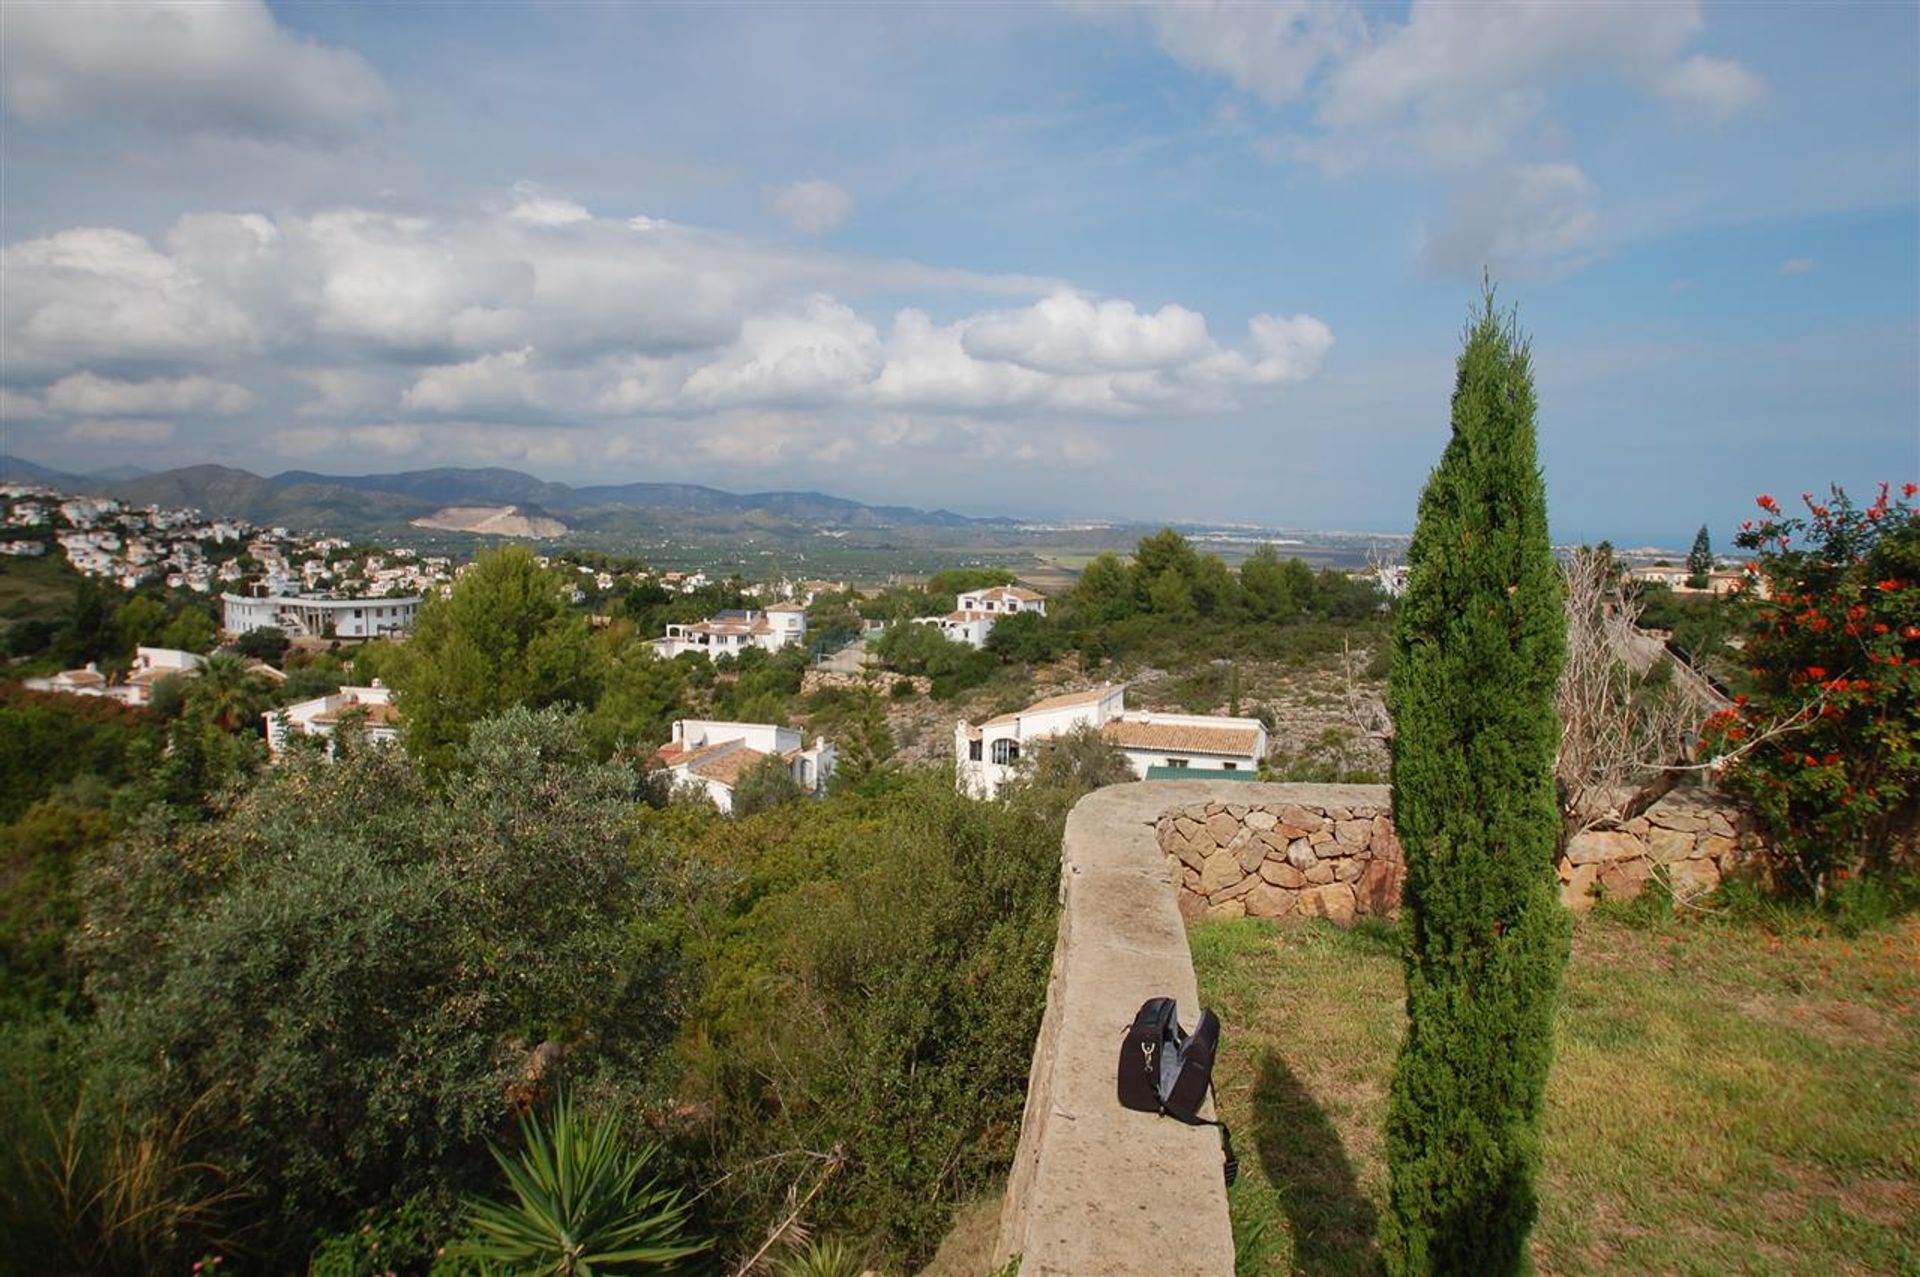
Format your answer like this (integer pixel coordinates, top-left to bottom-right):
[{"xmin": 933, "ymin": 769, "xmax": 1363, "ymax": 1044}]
[
  {"xmin": 1382, "ymin": 291, "xmax": 1570, "ymax": 1275},
  {"xmin": 1687, "ymin": 525, "xmax": 1713, "ymax": 585}
]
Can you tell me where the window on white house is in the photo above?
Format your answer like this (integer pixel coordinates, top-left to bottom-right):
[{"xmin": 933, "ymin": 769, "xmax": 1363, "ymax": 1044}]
[
  {"xmin": 1222, "ymin": 762, "xmax": 1237, "ymax": 770},
  {"xmin": 969, "ymin": 739, "xmax": 983, "ymax": 762},
  {"xmin": 991, "ymin": 738, "xmax": 1019, "ymax": 766},
  {"xmin": 1164, "ymin": 758, "xmax": 1189, "ymax": 769}
]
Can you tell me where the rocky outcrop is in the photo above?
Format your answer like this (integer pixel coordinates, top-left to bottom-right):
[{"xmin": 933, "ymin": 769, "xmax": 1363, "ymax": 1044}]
[{"xmin": 799, "ymin": 668, "xmax": 929, "ymax": 697}]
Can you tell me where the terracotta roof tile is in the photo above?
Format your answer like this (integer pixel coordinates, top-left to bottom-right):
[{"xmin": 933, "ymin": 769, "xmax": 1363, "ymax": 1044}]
[
  {"xmin": 1101, "ymin": 718, "xmax": 1261, "ymax": 756},
  {"xmin": 691, "ymin": 746, "xmax": 767, "ymax": 786}
]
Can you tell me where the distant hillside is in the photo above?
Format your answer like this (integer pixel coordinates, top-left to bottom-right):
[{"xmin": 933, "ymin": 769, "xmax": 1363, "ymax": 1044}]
[{"xmin": 1, "ymin": 457, "xmax": 1005, "ymax": 535}]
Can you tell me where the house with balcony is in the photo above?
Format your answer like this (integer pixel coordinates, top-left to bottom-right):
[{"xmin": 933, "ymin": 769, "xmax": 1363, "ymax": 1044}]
[
  {"xmin": 652, "ymin": 718, "xmax": 835, "ymax": 814},
  {"xmin": 955, "ymin": 683, "xmax": 1266, "ymax": 798},
  {"xmin": 912, "ymin": 585, "xmax": 1047, "ymax": 650},
  {"xmin": 650, "ymin": 604, "xmax": 807, "ymax": 660},
  {"xmin": 222, "ymin": 591, "xmax": 422, "ymax": 639}
]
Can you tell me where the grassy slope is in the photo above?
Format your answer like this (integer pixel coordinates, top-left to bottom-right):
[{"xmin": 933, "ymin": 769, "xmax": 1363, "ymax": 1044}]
[
  {"xmin": 0, "ymin": 552, "xmax": 82, "ymax": 622},
  {"xmin": 1192, "ymin": 914, "xmax": 1920, "ymax": 1275}
]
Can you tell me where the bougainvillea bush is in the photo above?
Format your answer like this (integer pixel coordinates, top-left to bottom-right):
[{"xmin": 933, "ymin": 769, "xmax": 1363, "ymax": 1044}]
[{"xmin": 1700, "ymin": 482, "xmax": 1919, "ymax": 898}]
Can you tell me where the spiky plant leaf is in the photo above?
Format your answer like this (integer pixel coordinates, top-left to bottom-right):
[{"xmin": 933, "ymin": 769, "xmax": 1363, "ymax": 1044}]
[{"xmin": 458, "ymin": 1095, "xmax": 705, "ymax": 1275}]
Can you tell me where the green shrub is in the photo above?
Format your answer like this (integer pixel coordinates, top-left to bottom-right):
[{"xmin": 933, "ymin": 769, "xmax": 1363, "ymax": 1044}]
[
  {"xmin": 673, "ymin": 771, "xmax": 1066, "ymax": 1265},
  {"xmin": 74, "ymin": 707, "xmax": 674, "ymax": 1267}
]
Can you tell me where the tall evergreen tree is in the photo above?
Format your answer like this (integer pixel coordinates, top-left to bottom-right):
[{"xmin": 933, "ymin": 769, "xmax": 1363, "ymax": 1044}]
[
  {"xmin": 1687, "ymin": 524, "xmax": 1713, "ymax": 584},
  {"xmin": 1383, "ymin": 292, "xmax": 1569, "ymax": 1275}
]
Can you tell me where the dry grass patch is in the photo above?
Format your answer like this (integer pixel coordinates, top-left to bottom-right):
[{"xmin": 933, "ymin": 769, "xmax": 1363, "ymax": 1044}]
[{"xmin": 1191, "ymin": 913, "xmax": 1920, "ymax": 1275}]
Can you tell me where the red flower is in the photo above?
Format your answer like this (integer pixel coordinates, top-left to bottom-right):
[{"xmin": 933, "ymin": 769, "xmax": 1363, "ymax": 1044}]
[
  {"xmin": 1757, "ymin": 494, "xmax": 1780, "ymax": 514},
  {"xmin": 1905, "ymin": 482, "xmax": 1918, "ymax": 499},
  {"xmin": 1904, "ymin": 626, "xmax": 1920, "ymax": 640},
  {"xmin": 1879, "ymin": 579, "xmax": 1903, "ymax": 591},
  {"xmin": 1807, "ymin": 666, "xmax": 1828, "ymax": 680}
]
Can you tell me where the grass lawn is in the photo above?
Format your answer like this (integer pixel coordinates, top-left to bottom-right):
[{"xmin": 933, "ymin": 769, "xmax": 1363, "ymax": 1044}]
[{"xmin": 1192, "ymin": 911, "xmax": 1920, "ymax": 1275}]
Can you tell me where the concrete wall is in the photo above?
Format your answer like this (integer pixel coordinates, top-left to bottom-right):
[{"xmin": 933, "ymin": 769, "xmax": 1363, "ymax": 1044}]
[{"xmin": 995, "ymin": 781, "xmax": 1240, "ymax": 1276}]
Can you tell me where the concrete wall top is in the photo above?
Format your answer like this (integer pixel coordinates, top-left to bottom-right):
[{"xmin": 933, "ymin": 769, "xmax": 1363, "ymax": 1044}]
[{"xmin": 996, "ymin": 781, "xmax": 1382, "ymax": 1274}]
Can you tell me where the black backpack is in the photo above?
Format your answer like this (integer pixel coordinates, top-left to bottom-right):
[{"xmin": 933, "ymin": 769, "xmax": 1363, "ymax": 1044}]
[{"xmin": 1117, "ymin": 997, "xmax": 1237, "ymax": 1184}]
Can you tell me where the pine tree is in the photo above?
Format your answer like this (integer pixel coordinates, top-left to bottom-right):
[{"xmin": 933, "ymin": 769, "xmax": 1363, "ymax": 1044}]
[
  {"xmin": 1687, "ymin": 525, "xmax": 1713, "ymax": 586},
  {"xmin": 1382, "ymin": 291, "xmax": 1570, "ymax": 1275}
]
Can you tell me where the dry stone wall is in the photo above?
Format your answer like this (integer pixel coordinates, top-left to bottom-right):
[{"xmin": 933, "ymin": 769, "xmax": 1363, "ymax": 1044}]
[{"xmin": 1158, "ymin": 785, "xmax": 1766, "ymax": 921}]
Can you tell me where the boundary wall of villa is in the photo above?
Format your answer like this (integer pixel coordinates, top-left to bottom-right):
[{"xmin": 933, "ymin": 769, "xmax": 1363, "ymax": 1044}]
[
  {"xmin": 1159, "ymin": 784, "xmax": 1769, "ymax": 923},
  {"xmin": 996, "ymin": 779, "xmax": 1767, "ymax": 1275}
]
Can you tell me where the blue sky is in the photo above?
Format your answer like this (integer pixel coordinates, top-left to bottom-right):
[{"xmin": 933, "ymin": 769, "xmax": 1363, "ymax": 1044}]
[{"xmin": 1, "ymin": 1, "xmax": 1914, "ymax": 547}]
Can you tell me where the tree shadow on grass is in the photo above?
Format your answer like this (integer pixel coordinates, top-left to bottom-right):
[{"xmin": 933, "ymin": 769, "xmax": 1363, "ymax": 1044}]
[{"xmin": 1251, "ymin": 1049, "xmax": 1382, "ymax": 1276}]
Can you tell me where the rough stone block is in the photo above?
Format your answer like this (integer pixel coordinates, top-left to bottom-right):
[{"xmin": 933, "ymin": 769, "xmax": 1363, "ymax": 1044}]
[
  {"xmin": 1200, "ymin": 849, "xmax": 1242, "ymax": 895},
  {"xmin": 1273, "ymin": 823, "xmax": 1311, "ymax": 842},
  {"xmin": 1277, "ymin": 804, "xmax": 1327, "ymax": 832},
  {"xmin": 1235, "ymin": 836, "xmax": 1266, "ymax": 875},
  {"xmin": 1335, "ymin": 819, "xmax": 1372, "ymax": 849},
  {"xmin": 1667, "ymin": 857, "xmax": 1722, "ymax": 896},
  {"xmin": 1696, "ymin": 833, "xmax": 1735, "ymax": 862},
  {"xmin": 1300, "ymin": 882, "xmax": 1357, "ymax": 925},
  {"xmin": 1598, "ymin": 857, "xmax": 1653, "ymax": 901},
  {"xmin": 1176, "ymin": 889, "xmax": 1209, "ymax": 923},
  {"xmin": 1245, "ymin": 883, "xmax": 1298, "ymax": 919},
  {"xmin": 1305, "ymin": 861, "xmax": 1336, "ymax": 885},
  {"xmin": 1647, "ymin": 827, "xmax": 1695, "ymax": 864},
  {"xmin": 1559, "ymin": 862, "xmax": 1600, "ymax": 912},
  {"xmin": 1245, "ymin": 809, "xmax": 1277, "ymax": 832},
  {"xmin": 1336, "ymin": 856, "xmax": 1365, "ymax": 883},
  {"xmin": 1326, "ymin": 807, "xmax": 1352, "ymax": 821},
  {"xmin": 1357, "ymin": 857, "xmax": 1403, "ymax": 915},
  {"xmin": 1226, "ymin": 803, "xmax": 1249, "ymax": 820},
  {"xmin": 1309, "ymin": 830, "xmax": 1334, "ymax": 847},
  {"xmin": 1566, "ymin": 830, "xmax": 1643, "ymax": 866},
  {"xmin": 1208, "ymin": 898, "xmax": 1247, "ymax": 920},
  {"xmin": 1650, "ymin": 807, "xmax": 1711, "ymax": 834},
  {"xmin": 1259, "ymin": 861, "xmax": 1307, "ymax": 889},
  {"xmin": 1170, "ymin": 834, "xmax": 1210, "ymax": 874},
  {"xmin": 1210, "ymin": 873, "xmax": 1259, "ymax": 905},
  {"xmin": 1205, "ymin": 812, "xmax": 1240, "ymax": 846},
  {"xmin": 1182, "ymin": 867, "xmax": 1202, "ymax": 892},
  {"xmin": 1286, "ymin": 839, "xmax": 1318, "ymax": 870}
]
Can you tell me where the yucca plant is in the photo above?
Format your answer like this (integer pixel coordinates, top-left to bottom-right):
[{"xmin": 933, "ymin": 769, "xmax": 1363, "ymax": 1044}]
[
  {"xmin": 769, "ymin": 1237, "xmax": 864, "ymax": 1277},
  {"xmin": 458, "ymin": 1095, "xmax": 705, "ymax": 1275}
]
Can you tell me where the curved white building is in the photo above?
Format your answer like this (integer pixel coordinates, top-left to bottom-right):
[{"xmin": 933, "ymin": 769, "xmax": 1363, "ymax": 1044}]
[{"xmin": 223, "ymin": 592, "xmax": 421, "ymax": 639}]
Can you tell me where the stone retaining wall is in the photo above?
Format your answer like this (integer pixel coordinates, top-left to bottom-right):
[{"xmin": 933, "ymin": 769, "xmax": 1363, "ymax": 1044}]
[{"xmin": 1159, "ymin": 785, "xmax": 1765, "ymax": 921}]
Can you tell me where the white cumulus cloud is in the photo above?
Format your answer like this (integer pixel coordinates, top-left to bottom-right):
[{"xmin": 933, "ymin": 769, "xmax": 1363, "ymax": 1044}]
[{"xmin": 0, "ymin": 0, "xmax": 390, "ymax": 140}]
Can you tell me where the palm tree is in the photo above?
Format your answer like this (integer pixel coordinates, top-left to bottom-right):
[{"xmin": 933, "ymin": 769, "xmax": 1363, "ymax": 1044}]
[{"xmin": 188, "ymin": 652, "xmax": 271, "ymax": 734}]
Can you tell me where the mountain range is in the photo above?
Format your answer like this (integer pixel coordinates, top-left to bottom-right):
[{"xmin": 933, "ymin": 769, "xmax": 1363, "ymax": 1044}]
[{"xmin": 0, "ymin": 457, "xmax": 1006, "ymax": 537}]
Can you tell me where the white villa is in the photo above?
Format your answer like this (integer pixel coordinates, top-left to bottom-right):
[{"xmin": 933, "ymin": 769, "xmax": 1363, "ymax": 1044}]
[
  {"xmin": 955, "ymin": 683, "xmax": 1267, "ymax": 799},
  {"xmin": 266, "ymin": 681, "xmax": 401, "ymax": 757},
  {"xmin": 223, "ymin": 592, "xmax": 422, "ymax": 639},
  {"xmin": 913, "ymin": 585, "xmax": 1047, "ymax": 650},
  {"xmin": 652, "ymin": 719, "xmax": 835, "ymax": 814},
  {"xmin": 121, "ymin": 646, "xmax": 206, "ymax": 706},
  {"xmin": 651, "ymin": 604, "xmax": 808, "ymax": 660},
  {"xmin": 24, "ymin": 646, "xmax": 210, "ymax": 706}
]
